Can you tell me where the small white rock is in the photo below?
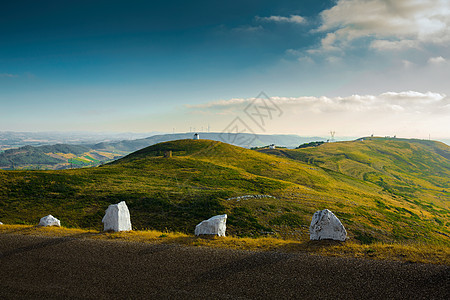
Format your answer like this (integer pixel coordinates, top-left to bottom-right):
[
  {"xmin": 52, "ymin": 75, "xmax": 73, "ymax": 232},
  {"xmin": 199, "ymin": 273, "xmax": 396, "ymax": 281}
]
[
  {"xmin": 39, "ymin": 215, "xmax": 61, "ymax": 227},
  {"xmin": 102, "ymin": 201, "xmax": 132, "ymax": 232},
  {"xmin": 309, "ymin": 209, "xmax": 347, "ymax": 241},
  {"xmin": 195, "ymin": 214, "xmax": 227, "ymax": 237}
]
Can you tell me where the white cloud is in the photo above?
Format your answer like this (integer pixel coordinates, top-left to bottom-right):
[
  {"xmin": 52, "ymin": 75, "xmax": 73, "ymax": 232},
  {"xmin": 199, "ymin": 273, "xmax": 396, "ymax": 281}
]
[
  {"xmin": 401, "ymin": 59, "xmax": 414, "ymax": 68},
  {"xmin": 380, "ymin": 91, "xmax": 445, "ymax": 101},
  {"xmin": 188, "ymin": 91, "xmax": 448, "ymax": 114},
  {"xmin": 316, "ymin": 0, "xmax": 450, "ymax": 52},
  {"xmin": 186, "ymin": 98, "xmax": 247, "ymax": 109},
  {"xmin": 185, "ymin": 91, "xmax": 450, "ymax": 137},
  {"xmin": 370, "ymin": 39, "xmax": 419, "ymax": 51},
  {"xmin": 320, "ymin": 32, "xmax": 342, "ymax": 52},
  {"xmin": 232, "ymin": 25, "xmax": 263, "ymax": 34},
  {"xmin": 257, "ymin": 15, "xmax": 306, "ymax": 24},
  {"xmin": 428, "ymin": 56, "xmax": 447, "ymax": 64}
]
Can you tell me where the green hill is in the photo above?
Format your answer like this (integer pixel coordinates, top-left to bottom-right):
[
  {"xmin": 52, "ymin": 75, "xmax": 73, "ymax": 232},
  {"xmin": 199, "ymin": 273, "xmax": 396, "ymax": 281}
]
[
  {"xmin": 0, "ymin": 146, "xmax": 65, "ymax": 168},
  {"xmin": 0, "ymin": 138, "xmax": 448, "ymax": 245},
  {"xmin": 0, "ymin": 144, "xmax": 124, "ymax": 170},
  {"xmin": 259, "ymin": 137, "xmax": 449, "ymax": 206},
  {"xmin": 0, "ymin": 133, "xmax": 327, "ymax": 170}
]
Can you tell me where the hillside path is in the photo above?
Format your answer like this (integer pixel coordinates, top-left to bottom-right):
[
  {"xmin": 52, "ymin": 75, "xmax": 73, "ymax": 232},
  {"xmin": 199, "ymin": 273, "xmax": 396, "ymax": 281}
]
[{"xmin": 0, "ymin": 234, "xmax": 449, "ymax": 299}]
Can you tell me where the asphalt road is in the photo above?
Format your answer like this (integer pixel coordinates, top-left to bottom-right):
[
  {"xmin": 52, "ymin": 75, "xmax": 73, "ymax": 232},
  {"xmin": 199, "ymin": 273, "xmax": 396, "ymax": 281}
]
[{"xmin": 0, "ymin": 233, "xmax": 449, "ymax": 299}]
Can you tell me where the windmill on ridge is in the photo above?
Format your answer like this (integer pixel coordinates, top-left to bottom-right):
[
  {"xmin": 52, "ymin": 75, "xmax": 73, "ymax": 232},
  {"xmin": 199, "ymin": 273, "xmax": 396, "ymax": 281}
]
[{"xmin": 330, "ymin": 131, "xmax": 336, "ymax": 143}]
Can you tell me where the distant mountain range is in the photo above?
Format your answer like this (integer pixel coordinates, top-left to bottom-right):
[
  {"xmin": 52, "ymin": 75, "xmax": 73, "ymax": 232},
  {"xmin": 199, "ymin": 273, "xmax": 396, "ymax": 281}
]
[
  {"xmin": 0, "ymin": 131, "xmax": 160, "ymax": 150},
  {"xmin": 90, "ymin": 132, "xmax": 332, "ymax": 152},
  {"xmin": 0, "ymin": 132, "xmax": 333, "ymax": 170}
]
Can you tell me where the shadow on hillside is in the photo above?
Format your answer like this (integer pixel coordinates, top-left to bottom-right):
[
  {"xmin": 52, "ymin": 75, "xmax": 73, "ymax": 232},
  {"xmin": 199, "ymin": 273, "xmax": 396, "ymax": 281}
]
[
  {"xmin": 0, "ymin": 231, "xmax": 103, "ymax": 259},
  {"xmin": 191, "ymin": 251, "xmax": 290, "ymax": 285},
  {"xmin": 138, "ymin": 243, "xmax": 177, "ymax": 255}
]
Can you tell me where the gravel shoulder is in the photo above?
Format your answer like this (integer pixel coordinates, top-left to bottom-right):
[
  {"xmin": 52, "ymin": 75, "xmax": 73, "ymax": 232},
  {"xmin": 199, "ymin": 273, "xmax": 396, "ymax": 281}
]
[{"xmin": 1, "ymin": 233, "xmax": 449, "ymax": 299}]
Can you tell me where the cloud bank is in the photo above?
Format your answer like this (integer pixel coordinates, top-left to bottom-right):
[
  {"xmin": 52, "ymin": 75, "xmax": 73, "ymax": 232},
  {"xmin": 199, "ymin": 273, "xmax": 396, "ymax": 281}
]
[
  {"xmin": 317, "ymin": 0, "xmax": 450, "ymax": 52},
  {"xmin": 188, "ymin": 91, "xmax": 447, "ymax": 114},
  {"xmin": 428, "ymin": 56, "xmax": 447, "ymax": 64},
  {"xmin": 186, "ymin": 91, "xmax": 449, "ymax": 137},
  {"xmin": 256, "ymin": 15, "xmax": 306, "ymax": 24}
]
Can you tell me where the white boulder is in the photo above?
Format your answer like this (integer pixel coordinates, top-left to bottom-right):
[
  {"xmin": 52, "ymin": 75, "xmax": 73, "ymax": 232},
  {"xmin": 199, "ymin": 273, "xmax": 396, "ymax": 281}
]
[
  {"xmin": 195, "ymin": 214, "xmax": 227, "ymax": 237},
  {"xmin": 0, "ymin": 221, "xmax": 3, "ymax": 225},
  {"xmin": 102, "ymin": 201, "xmax": 132, "ymax": 232},
  {"xmin": 39, "ymin": 215, "xmax": 61, "ymax": 227},
  {"xmin": 309, "ymin": 209, "xmax": 347, "ymax": 241}
]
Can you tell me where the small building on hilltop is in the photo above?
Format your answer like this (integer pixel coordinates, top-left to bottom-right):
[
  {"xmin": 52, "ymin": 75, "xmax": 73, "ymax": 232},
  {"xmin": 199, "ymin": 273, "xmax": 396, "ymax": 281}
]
[
  {"xmin": 269, "ymin": 144, "xmax": 276, "ymax": 149},
  {"xmin": 193, "ymin": 133, "xmax": 199, "ymax": 140}
]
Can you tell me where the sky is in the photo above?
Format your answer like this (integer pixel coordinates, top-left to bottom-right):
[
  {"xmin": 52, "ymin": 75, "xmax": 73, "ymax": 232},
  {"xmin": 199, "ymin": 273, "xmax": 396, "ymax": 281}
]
[{"xmin": 1, "ymin": 0, "xmax": 449, "ymax": 140}]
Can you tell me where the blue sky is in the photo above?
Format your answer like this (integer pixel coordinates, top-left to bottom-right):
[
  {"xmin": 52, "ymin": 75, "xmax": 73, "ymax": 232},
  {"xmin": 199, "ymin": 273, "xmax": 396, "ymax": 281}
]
[{"xmin": 1, "ymin": 0, "xmax": 449, "ymax": 139}]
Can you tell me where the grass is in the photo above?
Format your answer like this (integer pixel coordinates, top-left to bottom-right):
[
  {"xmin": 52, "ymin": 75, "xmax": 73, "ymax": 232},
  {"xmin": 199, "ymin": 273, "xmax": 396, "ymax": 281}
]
[
  {"xmin": 1, "ymin": 224, "xmax": 448, "ymax": 265},
  {"xmin": 1, "ymin": 147, "xmax": 124, "ymax": 170},
  {"xmin": 0, "ymin": 138, "xmax": 449, "ymax": 246},
  {"xmin": 270, "ymin": 138, "xmax": 449, "ymax": 206},
  {"xmin": 258, "ymin": 138, "xmax": 450, "ymax": 244}
]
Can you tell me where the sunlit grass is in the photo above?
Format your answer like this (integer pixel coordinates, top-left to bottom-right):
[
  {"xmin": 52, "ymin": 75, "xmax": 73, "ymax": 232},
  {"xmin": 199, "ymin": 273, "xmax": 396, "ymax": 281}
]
[
  {"xmin": 1, "ymin": 138, "xmax": 449, "ymax": 245},
  {"xmin": 2, "ymin": 225, "xmax": 448, "ymax": 265}
]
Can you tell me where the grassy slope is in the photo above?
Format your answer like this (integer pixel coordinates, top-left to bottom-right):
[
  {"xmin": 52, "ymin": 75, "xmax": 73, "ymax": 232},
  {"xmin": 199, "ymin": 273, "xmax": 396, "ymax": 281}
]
[
  {"xmin": 260, "ymin": 138, "xmax": 449, "ymax": 206},
  {"xmin": 0, "ymin": 139, "xmax": 449, "ymax": 246},
  {"xmin": 260, "ymin": 137, "xmax": 450, "ymax": 242}
]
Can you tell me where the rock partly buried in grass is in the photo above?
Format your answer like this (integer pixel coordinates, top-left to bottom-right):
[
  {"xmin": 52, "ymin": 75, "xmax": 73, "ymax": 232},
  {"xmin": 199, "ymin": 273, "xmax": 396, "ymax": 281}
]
[
  {"xmin": 309, "ymin": 209, "xmax": 347, "ymax": 241},
  {"xmin": 102, "ymin": 201, "xmax": 132, "ymax": 232},
  {"xmin": 195, "ymin": 214, "xmax": 227, "ymax": 237},
  {"xmin": 0, "ymin": 221, "xmax": 3, "ymax": 225},
  {"xmin": 39, "ymin": 215, "xmax": 61, "ymax": 227}
]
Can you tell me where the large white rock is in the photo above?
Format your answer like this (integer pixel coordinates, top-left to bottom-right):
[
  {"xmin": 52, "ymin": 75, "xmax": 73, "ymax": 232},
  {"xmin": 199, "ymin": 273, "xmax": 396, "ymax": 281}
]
[
  {"xmin": 39, "ymin": 215, "xmax": 61, "ymax": 227},
  {"xmin": 195, "ymin": 214, "xmax": 227, "ymax": 237},
  {"xmin": 0, "ymin": 221, "xmax": 3, "ymax": 225},
  {"xmin": 309, "ymin": 209, "xmax": 347, "ymax": 241},
  {"xmin": 102, "ymin": 201, "xmax": 132, "ymax": 232}
]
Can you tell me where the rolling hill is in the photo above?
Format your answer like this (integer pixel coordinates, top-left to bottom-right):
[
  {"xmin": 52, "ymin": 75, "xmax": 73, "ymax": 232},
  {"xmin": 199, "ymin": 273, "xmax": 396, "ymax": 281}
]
[
  {"xmin": 0, "ymin": 144, "xmax": 125, "ymax": 170},
  {"xmin": 0, "ymin": 138, "xmax": 448, "ymax": 246},
  {"xmin": 258, "ymin": 137, "xmax": 449, "ymax": 208},
  {"xmin": 0, "ymin": 132, "xmax": 328, "ymax": 170},
  {"xmin": 93, "ymin": 132, "xmax": 327, "ymax": 152}
]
